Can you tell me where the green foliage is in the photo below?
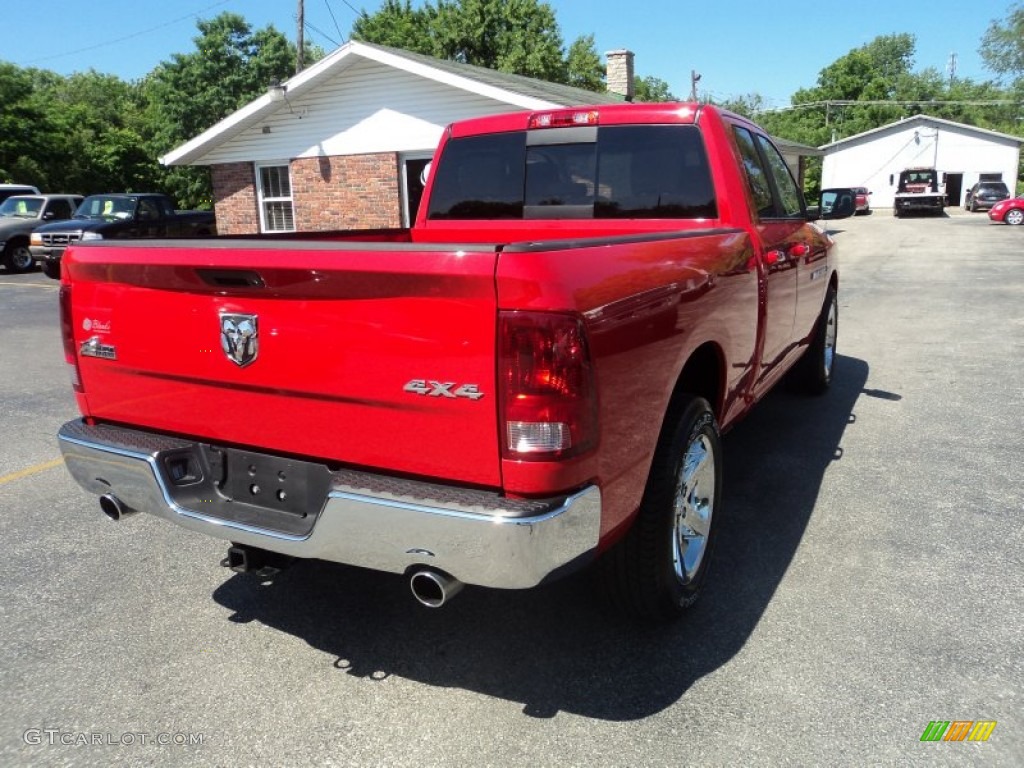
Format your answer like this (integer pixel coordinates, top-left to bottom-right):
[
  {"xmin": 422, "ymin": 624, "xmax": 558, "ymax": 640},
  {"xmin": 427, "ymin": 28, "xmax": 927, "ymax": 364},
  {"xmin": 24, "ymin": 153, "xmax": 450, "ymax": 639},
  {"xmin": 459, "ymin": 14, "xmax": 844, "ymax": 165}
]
[
  {"xmin": 142, "ymin": 13, "xmax": 302, "ymax": 207},
  {"xmin": 0, "ymin": 64, "xmax": 51, "ymax": 186},
  {"xmin": 634, "ymin": 76, "xmax": 677, "ymax": 103},
  {"xmin": 0, "ymin": 12, "xmax": 315, "ymax": 206},
  {"xmin": 47, "ymin": 71, "xmax": 155, "ymax": 194},
  {"xmin": 435, "ymin": 0, "xmax": 564, "ymax": 80},
  {"xmin": 355, "ymin": 0, "xmax": 609, "ymax": 89},
  {"xmin": 715, "ymin": 29, "xmax": 1024, "ymax": 194},
  {"xmin": 980, "ymin": 3, "xmax": 1024, "ymax": 79},
  {"xmin": 565, "ymin": 34, "xmax": 605, "ymax": 93},
  {"xmin": 352, "ymin": 0, "xmax": 438, "ymax": 54}
]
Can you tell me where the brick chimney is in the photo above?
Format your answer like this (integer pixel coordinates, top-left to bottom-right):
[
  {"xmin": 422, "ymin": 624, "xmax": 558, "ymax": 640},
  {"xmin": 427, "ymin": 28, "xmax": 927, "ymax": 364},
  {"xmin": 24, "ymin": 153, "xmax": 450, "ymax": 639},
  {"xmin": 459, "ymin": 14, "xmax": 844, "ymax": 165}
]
[{"xmin": 606, "ymin": 49, "xmax": 635, "ymax": 102}]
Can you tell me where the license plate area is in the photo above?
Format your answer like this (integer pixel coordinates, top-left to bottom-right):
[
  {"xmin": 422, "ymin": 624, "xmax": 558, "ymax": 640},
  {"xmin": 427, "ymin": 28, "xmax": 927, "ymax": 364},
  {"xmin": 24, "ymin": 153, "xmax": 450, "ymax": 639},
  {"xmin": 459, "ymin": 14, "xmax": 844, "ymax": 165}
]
[
  {"xmin": 157, "ymin": 444, "xmax": 333, "ymax": 536},
  {"xmin": 216, "ymin": 447, "xmax": 331, "ymax": 519}
]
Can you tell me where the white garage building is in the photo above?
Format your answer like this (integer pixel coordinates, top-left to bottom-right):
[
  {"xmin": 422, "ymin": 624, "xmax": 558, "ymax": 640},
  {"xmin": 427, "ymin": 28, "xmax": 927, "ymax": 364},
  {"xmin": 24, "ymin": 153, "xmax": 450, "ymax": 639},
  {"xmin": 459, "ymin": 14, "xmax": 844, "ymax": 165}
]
[{"xmin": 820, "ymin": 115, "xmax": 1021, "ymax": 210}]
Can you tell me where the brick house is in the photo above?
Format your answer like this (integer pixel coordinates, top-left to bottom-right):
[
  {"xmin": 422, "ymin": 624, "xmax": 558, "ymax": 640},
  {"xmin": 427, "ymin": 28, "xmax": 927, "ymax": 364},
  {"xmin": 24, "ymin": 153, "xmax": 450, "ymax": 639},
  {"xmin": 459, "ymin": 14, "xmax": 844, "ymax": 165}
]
[{"xmin": 161, "ymin": 41, "xmax": 628, "ymax": 234}]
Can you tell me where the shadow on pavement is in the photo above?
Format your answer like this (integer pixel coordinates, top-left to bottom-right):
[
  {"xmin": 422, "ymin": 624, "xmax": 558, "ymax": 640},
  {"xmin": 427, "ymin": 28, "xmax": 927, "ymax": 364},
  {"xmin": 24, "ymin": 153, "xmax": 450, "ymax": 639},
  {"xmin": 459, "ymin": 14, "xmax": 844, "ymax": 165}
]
[{"xmin": 213, "ymin": 355, "xmax": 870, "ymax": 720}]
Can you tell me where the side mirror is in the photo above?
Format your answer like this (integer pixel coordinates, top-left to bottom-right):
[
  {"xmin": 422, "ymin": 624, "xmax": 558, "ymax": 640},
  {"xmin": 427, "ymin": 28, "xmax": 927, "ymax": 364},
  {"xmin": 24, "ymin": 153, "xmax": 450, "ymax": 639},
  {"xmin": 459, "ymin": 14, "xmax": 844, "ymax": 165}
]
[{"xmin": 816, "ymin": 188, "xmax": 856, "ymax": 220}]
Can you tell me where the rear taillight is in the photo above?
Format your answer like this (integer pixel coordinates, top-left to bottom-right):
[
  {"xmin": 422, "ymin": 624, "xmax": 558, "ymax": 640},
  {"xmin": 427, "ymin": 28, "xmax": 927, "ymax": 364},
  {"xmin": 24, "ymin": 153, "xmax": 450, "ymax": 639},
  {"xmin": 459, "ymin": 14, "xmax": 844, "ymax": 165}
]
[
  {"xmin": 499, "ymin": 311, "xmax": 597, "ymax": 460},
  {"xmin": 58, "ymin": 282, "xmax": 84, "ymax": 393}
]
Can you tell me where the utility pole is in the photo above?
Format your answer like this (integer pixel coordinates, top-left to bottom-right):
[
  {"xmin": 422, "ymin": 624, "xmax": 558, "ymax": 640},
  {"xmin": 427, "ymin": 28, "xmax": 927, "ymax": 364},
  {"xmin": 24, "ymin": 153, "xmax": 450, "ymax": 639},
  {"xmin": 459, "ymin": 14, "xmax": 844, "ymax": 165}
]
[
  {"xmin": 689, "ymin": 70, "xmax": 701, "ymax": 102},
  {"xmin": 296, "ymin": 0, "xmax": 305, "ymax": 74},
  {"xmin": 947, "ymin": 52, "xmax": 957, "ymax": 88}
]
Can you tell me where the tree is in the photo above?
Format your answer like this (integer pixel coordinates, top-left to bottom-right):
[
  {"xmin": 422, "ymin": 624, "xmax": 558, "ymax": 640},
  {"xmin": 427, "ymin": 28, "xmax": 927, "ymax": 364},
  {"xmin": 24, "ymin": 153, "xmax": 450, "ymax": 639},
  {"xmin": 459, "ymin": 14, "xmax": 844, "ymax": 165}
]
[
  {"xmin": 142, "ymin": 13, "xmax": 308, "ymax": 207},
  {"xmin": 0, "ymin": 64, "xmax": 51, "ymax": 186},
  {"xmin": 434, "ymin": 0, "xmax": 564, "ymax": 81},
  {"xmin": 46, "ymin": 71, "xmax": 154, "ymax": 194},
  {"xmin": 351, "ymin": 0, "xmax": 437, "ymax": 54},
  {"xmin": 634, "ymin": 76, "xmax": 677, "ymax": 103},
  {"xmin": 354, "ymin": 0, "xmax": 605, "ymax": 90},
  {"xmin": 980, "ymin": 4, "xmax": 1024, "ymax": 79},
  {"xmin": 565, "ymin": 34, "xmax": 604, "ymax": 92}
]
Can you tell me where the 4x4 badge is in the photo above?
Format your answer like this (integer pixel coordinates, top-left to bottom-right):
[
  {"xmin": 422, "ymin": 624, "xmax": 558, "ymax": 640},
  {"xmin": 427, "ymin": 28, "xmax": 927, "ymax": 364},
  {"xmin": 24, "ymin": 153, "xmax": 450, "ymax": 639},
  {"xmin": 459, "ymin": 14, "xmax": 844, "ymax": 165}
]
[{"xmin": 220, "ymin": 313, "xmax": 259, "ymax": 367}]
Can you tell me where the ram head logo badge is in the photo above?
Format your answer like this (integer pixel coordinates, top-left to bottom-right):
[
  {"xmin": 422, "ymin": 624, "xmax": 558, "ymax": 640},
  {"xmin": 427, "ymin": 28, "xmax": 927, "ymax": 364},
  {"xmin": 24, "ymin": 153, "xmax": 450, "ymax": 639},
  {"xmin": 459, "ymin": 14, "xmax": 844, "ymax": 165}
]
[{"xmin": 220, "ymin": 313, "xmax": 259, "ymax": 367}]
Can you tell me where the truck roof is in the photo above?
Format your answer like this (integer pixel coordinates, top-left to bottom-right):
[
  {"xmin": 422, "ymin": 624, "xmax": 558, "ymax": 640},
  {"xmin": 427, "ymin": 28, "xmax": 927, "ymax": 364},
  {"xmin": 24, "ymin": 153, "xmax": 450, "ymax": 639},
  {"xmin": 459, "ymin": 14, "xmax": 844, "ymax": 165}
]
[{"xmin": 447, "ymin": 101, "xmax": 712, "ymax": 138}]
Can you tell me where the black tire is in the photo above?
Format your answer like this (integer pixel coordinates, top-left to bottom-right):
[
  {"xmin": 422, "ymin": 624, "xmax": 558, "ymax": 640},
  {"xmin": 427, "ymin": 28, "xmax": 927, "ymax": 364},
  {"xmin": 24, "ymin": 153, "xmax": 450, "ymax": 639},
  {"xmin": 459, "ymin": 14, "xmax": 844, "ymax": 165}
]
[
  {"xmin": 597, "ymin": 396, "xmax": 723, "ymax": 622},
  {"xmin": 42, "ymin": 260, "xmax": 61, "ymax": 280},
  {"xmin": 792, "ymin": 286, "xmax": 838, "ymax": 395},
  {"xmin": 2, "ymin": 242, "xmax": 35, "ymax": 274}
]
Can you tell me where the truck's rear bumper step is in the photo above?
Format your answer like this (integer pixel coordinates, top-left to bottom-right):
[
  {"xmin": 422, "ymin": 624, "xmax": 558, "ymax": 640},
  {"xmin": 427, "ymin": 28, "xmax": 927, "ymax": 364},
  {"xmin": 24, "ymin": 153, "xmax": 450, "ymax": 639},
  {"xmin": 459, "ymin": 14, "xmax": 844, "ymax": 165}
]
[{"xmin": 58, "ymin": 419, "xmax": 601, "ymax": 589}]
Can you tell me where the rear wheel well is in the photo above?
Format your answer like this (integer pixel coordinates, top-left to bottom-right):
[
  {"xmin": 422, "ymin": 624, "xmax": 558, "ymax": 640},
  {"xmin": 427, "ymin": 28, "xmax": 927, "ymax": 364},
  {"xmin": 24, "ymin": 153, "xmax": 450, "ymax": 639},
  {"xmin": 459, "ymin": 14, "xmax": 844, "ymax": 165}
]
[{"xmin": 665, "ymin": 343, "xmax": 723, "ymax": 429}]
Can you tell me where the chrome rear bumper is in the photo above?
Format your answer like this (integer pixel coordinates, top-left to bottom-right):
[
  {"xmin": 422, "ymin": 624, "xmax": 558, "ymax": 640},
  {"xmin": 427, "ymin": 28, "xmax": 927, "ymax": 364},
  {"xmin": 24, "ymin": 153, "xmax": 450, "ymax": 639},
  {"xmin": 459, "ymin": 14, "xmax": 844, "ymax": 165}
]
[{"xmin": 58, "ymin": 420, "xmax": 601, "ymax": 589}]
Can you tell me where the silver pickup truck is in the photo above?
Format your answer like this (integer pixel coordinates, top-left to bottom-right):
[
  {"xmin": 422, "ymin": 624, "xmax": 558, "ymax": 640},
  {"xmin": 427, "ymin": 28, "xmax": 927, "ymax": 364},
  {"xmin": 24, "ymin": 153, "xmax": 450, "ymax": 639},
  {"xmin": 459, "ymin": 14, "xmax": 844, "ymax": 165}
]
[{"xmin": 0, "ymin": 194, "xmax": 83, "ymax": 273}]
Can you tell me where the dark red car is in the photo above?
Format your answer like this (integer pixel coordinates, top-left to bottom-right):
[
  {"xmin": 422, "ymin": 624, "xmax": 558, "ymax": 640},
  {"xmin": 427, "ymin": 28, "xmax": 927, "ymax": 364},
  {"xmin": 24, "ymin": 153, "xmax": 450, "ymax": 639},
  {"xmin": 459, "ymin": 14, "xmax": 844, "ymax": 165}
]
[{"xmin": 987, "ymin": 196, "xmax": 1024, "ymax": 225}]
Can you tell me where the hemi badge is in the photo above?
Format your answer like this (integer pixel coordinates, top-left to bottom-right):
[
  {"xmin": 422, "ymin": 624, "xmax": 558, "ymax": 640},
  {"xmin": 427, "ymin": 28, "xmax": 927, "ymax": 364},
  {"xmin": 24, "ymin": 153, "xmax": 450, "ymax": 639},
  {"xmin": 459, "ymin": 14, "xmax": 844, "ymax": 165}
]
[{"xmin": 80, "ymin": 336, "xmax": 117, "ymax": 360}]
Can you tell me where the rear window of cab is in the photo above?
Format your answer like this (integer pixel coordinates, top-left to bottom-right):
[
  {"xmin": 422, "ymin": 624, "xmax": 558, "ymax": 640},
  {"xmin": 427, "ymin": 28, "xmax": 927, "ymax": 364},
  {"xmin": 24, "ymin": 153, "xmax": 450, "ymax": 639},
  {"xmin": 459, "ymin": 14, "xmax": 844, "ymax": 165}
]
[{"xmin": 426, "ymin": 125, "xmax": 717, "ymax": 220}]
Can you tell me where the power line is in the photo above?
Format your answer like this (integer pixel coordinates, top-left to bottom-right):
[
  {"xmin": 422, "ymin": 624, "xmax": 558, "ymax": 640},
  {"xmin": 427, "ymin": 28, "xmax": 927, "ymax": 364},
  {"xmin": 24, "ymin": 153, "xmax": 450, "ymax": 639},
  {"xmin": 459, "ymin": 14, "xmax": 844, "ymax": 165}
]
[
  {"xmin": 324, "ymin": 0, "xmax": 345, "ymax": 41},
  {"xmin": 21, "ymin": 0, "xmax": 232, "ymax": 67},
  {"xmin": 755, "ymin": 99, "xmax": 1018, "ymax": 114},
  {"xmin": 336, "ymin": 0, "xmax": 363, "ymax": 18},
  {"xmin": 301, "ymin": 19, "xmax": 341, "ymax": 48}
]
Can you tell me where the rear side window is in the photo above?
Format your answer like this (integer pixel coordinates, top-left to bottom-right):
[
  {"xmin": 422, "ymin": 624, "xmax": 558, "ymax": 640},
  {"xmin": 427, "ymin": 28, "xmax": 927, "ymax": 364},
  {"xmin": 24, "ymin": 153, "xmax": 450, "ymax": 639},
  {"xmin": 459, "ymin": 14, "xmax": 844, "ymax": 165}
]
[
  {"xmin": 732, "ymin": 126, "xmax": 805, "ymax": 218},
  {"xmin": 732, "ymin": 127, "xmax": 775, "ymax": 217},
  {"xmin": 756, "ymin": 134, "xmax": 803, "ymax": 217},
  {"xmin": 427, "ymin": 125, "xmax": 716, "ymax": 220}
]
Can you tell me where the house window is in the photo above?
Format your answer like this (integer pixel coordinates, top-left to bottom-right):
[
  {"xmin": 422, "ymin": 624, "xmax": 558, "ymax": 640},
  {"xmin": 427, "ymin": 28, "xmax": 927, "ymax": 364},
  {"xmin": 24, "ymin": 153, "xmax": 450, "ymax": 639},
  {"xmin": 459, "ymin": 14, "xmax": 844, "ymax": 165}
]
[{"xmin": 257, "ymin": 163, "xmax": 295, "ymax": 232}]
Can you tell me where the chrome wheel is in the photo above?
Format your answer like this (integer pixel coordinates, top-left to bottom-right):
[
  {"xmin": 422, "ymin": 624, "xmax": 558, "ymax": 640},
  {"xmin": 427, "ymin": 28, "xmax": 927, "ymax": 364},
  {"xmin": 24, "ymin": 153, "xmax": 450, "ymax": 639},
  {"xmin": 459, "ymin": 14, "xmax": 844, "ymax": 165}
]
[
  {"xmin": 598, "ymin": 396, "xmax": 722, "ymax": 620},
  {"xmin": 1006, "ymin": 209, "xmax": 1024, "ymax": 226},
  {"xmin": 823, "ymin": 296, "xmax": 837, "ymax": 379},
  {"xmin": 672, "ymin": 432, "xmax": 715, "ymax": 584}
]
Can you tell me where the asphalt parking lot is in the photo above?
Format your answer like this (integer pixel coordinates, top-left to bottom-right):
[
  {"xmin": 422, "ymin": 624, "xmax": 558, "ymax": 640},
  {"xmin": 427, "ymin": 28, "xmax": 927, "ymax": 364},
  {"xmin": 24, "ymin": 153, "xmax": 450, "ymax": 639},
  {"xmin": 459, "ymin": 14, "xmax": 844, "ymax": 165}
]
[{"xmin": 1, "ymin": 210, "xmax": 1021, "ymax": 767}]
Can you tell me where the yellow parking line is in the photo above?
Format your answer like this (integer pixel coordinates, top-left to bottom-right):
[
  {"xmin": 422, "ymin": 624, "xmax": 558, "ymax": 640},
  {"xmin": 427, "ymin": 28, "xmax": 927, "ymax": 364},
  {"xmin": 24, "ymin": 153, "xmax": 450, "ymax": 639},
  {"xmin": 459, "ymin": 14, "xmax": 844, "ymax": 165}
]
[{"xmin": 0, "ymin": 458, "xmax": 65, "ymax": 486}]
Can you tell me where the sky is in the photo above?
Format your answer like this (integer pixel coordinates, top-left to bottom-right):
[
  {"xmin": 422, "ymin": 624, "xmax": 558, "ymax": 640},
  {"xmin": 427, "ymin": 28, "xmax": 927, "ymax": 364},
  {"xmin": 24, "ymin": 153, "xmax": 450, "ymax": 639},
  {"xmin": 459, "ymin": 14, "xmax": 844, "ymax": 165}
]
[{"xmin": 2, "ymin": 0, "xmax": 1007, "ymax": 108}]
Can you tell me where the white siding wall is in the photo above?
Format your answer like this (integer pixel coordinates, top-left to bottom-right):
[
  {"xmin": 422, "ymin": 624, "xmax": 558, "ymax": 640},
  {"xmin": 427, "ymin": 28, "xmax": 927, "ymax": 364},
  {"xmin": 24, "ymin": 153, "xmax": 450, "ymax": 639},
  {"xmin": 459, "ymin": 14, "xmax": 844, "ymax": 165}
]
[
  {"xmin": 201, "ymin": 60, "xmax": 524, "ymax": 165},
  {"xmin": 822, "ymin": 122, "xmax": 1019, "ymax": 209}
]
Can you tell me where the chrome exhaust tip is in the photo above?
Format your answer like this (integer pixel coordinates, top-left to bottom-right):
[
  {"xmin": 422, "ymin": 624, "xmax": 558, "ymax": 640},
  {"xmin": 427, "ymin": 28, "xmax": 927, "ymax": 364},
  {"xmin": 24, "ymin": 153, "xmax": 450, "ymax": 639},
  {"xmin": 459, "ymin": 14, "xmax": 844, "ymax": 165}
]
[
  {"xmin": 409, "ymin": 568, "xmax": 464, "ymax": 608},
  {"xmin": 99, "ymin": 493, "xmax": 134, "ymax": 521}
]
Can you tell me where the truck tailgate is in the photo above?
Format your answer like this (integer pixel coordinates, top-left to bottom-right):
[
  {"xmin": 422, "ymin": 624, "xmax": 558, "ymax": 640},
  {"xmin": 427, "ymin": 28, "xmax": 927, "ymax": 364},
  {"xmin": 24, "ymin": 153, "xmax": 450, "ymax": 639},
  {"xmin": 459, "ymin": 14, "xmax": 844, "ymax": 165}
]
[{"xmin": 64, "ymin": 240, "xmax": 502, "ymax": 487}]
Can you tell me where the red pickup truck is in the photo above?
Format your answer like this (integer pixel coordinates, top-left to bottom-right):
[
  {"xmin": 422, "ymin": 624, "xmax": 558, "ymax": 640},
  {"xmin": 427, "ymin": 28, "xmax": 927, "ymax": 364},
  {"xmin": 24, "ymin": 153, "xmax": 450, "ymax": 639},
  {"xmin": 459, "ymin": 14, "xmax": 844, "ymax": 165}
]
[{"xmin": 57, "ymin": 103, "xmax": 853, "ymax": 620}]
